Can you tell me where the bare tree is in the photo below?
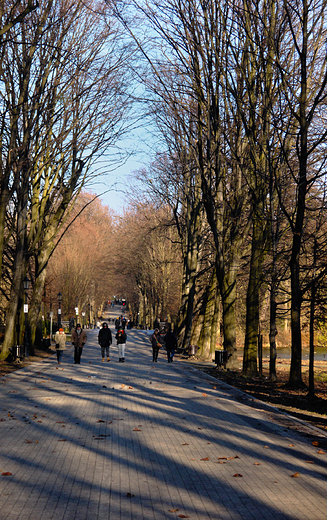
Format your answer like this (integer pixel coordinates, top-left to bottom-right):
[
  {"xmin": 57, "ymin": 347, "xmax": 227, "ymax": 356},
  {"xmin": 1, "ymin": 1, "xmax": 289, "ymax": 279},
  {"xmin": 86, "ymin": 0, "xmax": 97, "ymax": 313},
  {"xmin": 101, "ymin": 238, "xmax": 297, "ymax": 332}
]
[{"xmin": 0, "ymin": 0, "xmax": 133, "ymax": 358}]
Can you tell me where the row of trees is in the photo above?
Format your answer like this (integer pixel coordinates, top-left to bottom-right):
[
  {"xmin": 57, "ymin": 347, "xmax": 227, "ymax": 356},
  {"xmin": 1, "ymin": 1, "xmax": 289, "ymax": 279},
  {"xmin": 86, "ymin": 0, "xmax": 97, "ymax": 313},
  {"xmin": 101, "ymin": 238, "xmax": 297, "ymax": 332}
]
[
  {"xmin": 0, "ymin": 1, "xmax": 133, "ymax": 357},
  {"xmin": 112, "ymin": 0, "xmax": 327, "ymax": 390},
  {"xmin": 2, "ymin": 0, "xmax": 327, "ymax": 396},
  {"xmin": 43, "ymin": 193, "xmax": 182, "ymax": 336}
]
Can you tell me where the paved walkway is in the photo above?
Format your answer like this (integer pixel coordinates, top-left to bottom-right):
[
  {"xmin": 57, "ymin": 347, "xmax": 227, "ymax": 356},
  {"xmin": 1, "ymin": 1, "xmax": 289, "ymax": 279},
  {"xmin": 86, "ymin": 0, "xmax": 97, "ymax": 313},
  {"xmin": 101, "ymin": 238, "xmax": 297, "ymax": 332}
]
[{"xmin": 0, "ymin": 327, "xmax": 327, "ymax": 520}]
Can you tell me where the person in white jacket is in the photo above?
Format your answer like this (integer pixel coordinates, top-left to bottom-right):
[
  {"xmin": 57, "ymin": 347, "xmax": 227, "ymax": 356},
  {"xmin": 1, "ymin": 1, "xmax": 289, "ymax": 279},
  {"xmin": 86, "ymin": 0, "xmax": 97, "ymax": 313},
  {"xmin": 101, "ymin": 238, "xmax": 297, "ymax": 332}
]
[{"xmin": 54, "ymin": 328, "xmax": 66, "ymax": 364}]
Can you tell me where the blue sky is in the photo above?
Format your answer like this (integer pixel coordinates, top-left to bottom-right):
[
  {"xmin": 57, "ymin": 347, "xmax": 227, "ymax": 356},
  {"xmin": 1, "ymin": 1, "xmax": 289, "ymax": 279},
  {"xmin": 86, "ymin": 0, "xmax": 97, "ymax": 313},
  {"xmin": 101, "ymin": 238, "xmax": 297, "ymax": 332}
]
[{"xmin": 90, "ymin": 126, "xmax": 160, "ymax": 214}]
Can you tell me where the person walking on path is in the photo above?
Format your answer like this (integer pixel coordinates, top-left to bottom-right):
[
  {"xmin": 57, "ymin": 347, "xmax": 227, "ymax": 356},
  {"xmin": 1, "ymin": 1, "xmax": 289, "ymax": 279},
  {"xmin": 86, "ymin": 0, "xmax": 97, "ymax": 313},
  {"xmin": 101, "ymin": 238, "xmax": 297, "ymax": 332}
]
[
  {"xmin": 71, "ymin": 323, "xmax": 87, "ymax": 364},
  {"xmin": 54, "ymin": 327, "xmax": 66, "ymax": 364},
  {"xmin": 98, "ymin": 322, "xmax": 112, "ymax": 362},
  {"xmin": 116, "ymin": 328, "xmax": 127, "ymax": 362},
  {"xmin": 150, "ymin": 328, "xmax": 162, "ymax": 362},
  {"xmin": 164, "ymin": 326, "xmax": 177, "ymax": 363}
]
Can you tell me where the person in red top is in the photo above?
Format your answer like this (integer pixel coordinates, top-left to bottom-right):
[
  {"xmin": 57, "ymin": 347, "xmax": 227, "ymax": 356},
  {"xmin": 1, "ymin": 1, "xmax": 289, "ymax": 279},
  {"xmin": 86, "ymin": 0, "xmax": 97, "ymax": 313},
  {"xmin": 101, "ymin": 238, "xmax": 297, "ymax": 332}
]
[{"xmin": 116, "ymin": 328, "xmax": 127, "ymax": 362}]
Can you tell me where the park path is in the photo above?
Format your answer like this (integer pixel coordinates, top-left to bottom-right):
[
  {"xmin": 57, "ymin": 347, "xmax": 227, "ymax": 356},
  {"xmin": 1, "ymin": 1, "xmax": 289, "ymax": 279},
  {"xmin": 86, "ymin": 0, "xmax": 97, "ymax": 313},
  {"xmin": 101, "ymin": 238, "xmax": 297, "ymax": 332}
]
[{"xmin": 0, "ymin": 324, "xmax": 327, "ymax": 520}]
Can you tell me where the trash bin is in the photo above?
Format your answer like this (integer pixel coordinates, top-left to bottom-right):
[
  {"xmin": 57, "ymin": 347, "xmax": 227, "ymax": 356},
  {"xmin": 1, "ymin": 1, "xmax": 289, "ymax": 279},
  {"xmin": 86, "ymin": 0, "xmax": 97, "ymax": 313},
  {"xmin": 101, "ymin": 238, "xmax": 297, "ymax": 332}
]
[
  {"xmin": 11, "ymin": 345, "xmax": 24, "ymax": 359},
  {"xmin": 188, "ymin": 344, "xmax": 198, "ymax": 356},
  {"xmin": 215, "ymin": 350, "xmax": 228, "ymax": 367}
]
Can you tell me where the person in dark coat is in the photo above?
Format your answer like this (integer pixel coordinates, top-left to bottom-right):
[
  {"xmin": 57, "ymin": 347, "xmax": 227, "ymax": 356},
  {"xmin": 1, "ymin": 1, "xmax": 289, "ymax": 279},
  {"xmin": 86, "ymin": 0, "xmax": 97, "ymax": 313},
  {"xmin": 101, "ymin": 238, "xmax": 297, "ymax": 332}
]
[
  {"xmin": 150, "ymin": 329, "xmax": 161, "ymax": 362},
  {"xmin": 164, "ymin": 326, "xmax": 177, "ymax": 363},
  {"xmin": 71, "ymin": 323, "xmax": 87, "ymax": 364},
  {"xmin": 98, "ymin": 322, "xmax": 112, "ymax": 362}
]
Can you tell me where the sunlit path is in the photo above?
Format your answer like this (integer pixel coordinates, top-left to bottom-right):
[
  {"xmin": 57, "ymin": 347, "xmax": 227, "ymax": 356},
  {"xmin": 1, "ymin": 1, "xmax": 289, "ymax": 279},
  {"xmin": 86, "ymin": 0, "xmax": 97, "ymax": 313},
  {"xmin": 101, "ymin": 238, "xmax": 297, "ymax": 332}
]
[{"xmin": 0, "ymin": 327, "xmax": 326, "ymax": 520}]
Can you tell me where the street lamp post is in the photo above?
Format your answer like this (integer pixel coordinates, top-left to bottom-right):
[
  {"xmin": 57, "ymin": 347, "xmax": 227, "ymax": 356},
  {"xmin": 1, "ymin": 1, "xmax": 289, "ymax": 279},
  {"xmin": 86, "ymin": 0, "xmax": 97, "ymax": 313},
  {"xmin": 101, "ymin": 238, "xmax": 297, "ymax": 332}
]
[
  {"xmin": 82, "ymin": 312, "xmax": 85, "ymax": 329},
  {"xmin": 23, "ymin": 276, "xmax": 30, "ymax": 358},
  {"xmin": 57, "ymin": 292, "xmax": 62, "ymax": 330}
]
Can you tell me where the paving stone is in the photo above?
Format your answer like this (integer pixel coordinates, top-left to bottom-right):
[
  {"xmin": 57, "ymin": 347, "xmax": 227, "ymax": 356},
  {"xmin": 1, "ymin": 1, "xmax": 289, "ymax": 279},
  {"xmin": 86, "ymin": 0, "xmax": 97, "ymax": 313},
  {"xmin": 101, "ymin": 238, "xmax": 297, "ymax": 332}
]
[{"xmin": 0, "ymin": 326, "xmax": 326, "ymax": 519}]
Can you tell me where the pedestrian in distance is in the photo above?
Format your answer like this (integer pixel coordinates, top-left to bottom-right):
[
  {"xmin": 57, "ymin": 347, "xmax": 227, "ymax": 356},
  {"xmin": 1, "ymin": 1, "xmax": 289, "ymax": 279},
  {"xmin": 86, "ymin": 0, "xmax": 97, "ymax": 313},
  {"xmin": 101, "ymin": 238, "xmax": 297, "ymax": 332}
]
[
  {"xmin": 150, "ymin": 328, "xmax": 162, "ymax": 362},
  {"xmin": 116, "ymin": 328, "xmax": 127, "ymax": 362},
  {"xmin": 164, "ymin": 325, "xmax": 177, "ymax": 363},
  {"xmin": 71, "ymin": 323, "xmax": 87, "ymax": 364},
  {"xmin": 98, "ymin": 322, "xmax": 112, "ymax": 362},
  {"xmin": 54, "ymin": 327, "xmax": 66, "ymax": 364}
]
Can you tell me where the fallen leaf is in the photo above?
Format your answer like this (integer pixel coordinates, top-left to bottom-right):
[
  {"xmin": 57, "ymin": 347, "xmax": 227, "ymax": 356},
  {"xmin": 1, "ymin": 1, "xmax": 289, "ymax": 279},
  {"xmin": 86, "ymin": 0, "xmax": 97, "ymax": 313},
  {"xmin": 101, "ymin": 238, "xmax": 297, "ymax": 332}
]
[
  {"xmin": 264, "ymin": 446, "xmax": 270, "ymax": 449},
  {"xmin": 317, "ymin": 450, "xmax": 325, "ymax": 455},
  {"xmin": 178, "ymin": 516, "xmax": 189, "ymax": 519},
  {"xmin": 121, "ymin": 384, "xmax": 125, "ymax": 388},
  {"xmin": 291, "ymin": 472, "xmax": 300, "ymax": 478},
  {"xmin": 288, "ymin": 444, "xmax": 294, "ymax": 447},
  {"xmin": 233, "ymin": 474, "xmax": 243, "ymax": 477},
  {"xmin": 254, "ymin": 462, "xmax": 261, "ymax": 465},
  {"xmin": 306, "ymin": 461, "xmax": 314, "ymax": 464},
  {"xmin": 168, "ymin": 509, "xmax": 179, "ymax": 513},
  {"xmin": 2, "ymin": 472, "xmax": 12, "ymax": 476},
  {"xmin": 182, "ymin": 443, "xmax": 189, "ymax": 446},
  {"xmin": 215, "ymin": 461, "xmax": 226, "ymax": 464},
  {"xmin": 312, "ymin": 441, "xmax": 319, "ymax": 447},
  {"xmin": 212, "ymin": 386, "xmax": 216, "ymax": 389},
  {"xmin": 129, "ymin": 386, "xmax": 133, "ymax": 389},
  {"xmin": 202, "ymin": 393, "xmax": 207, "ymax": 397},
  {"xmin": 200, "ymin": 457, "xmax": 210, "ymax": 461},
  {"xmin": 133, "ymin": 428, "xmax": 142, "ymax": 431}
]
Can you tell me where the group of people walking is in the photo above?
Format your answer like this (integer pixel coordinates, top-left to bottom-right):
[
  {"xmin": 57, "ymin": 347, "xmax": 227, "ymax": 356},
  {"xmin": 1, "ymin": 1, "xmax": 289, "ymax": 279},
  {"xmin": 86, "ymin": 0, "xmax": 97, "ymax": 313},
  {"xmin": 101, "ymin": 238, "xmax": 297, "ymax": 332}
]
[
  {"xmin": 98, "ymin": 322, "xmax": 127, "ymax": 362},
  {"xmin": 150, "ymin": 326, "xmax": 177, "ymax": 363},
  {"xmin": 54, "ymin": 321, "xmax": 177, "ymax": 365},
  {"xmin": 54, "ymin": 321, "xmax": 128, "ymax": 364},
  {"xmin": 55, "ymin": 323, "xmax": 88, "ymax": 364}
]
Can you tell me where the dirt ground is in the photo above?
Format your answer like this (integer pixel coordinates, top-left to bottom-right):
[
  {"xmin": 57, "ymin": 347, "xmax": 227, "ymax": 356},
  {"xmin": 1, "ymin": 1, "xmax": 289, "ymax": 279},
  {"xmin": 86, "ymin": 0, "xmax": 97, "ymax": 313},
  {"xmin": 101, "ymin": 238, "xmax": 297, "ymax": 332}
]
[
  {"xmin": 201, "ymin": 357, "xmax": 327, "ymax": 433},
  {"xmin": 0, "ymin": 347, "xmax": 55, "ymax": 377}
]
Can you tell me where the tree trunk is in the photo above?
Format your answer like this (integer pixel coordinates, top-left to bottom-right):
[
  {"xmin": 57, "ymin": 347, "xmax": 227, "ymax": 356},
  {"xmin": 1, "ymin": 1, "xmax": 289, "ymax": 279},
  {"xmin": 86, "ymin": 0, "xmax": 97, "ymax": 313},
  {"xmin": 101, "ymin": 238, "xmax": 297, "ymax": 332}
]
[
  {"xmin": 269, "ymin": 288, "xmax": 277, "ymax": 382},
  {"xmin": 243, "ymin": 216, "xmax": 265, "ymax": 376},
  {"xmin": 308, "ymin": 236, "xmax": 316, "ymax": 399},
  {"xmin": 197, "ymin": 269, "xmax": 217, "ymax": 359},
  {"xmin": 0, "ymin": 195, "xmax": 27, "ymax": 359},
  {"xmin": 210, "ymin": 285, "xmax": 220, "ymax": 360}
]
